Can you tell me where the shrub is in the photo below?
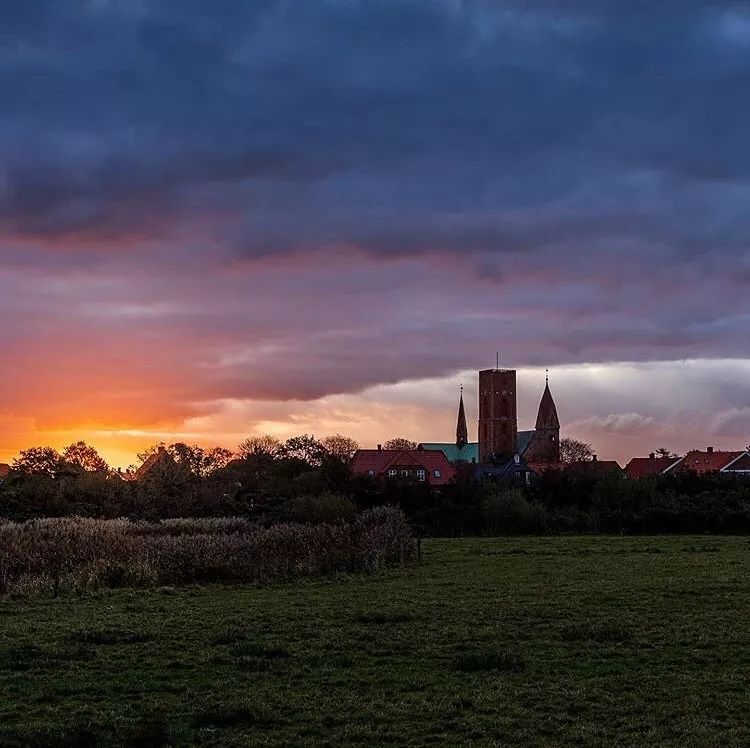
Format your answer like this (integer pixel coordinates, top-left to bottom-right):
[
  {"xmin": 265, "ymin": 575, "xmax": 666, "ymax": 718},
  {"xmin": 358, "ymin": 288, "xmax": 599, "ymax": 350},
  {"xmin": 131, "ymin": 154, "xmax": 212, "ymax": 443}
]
[
  {"xmin": 0, "ymin": 507, "xmax": 415, "ymax": 596},
  {"xmin": 481, "ymin": 488, "xmax": 547, "ymax": 535},
  {"xmin": 285, "ymin": 493, "xmax": 357, "ymax": 524}
]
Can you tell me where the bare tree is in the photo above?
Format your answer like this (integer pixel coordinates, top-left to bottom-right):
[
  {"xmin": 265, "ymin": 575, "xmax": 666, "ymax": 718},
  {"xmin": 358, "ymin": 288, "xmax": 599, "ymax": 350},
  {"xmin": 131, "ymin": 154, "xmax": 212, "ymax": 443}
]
[
  {"xmin": 383, "ymin": 438, "xmax": 418, "ymax": 451},
  {"xmin": 237, "ymin": 435, "xmax": 282, "ymax": 459},
  {"xmin": 559, "ymin": 437, "xmax": 595, "ymax": 463}
]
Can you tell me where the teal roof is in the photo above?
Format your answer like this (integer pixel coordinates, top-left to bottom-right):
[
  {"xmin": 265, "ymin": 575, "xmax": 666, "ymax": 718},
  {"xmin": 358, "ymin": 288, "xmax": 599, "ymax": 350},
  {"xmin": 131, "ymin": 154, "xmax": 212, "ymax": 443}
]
[
  {"xmin": 420, "ymin": 442, "xmax": 479, "ymax": 464},
  {"xmin": 518, "ymin": 430, "xmax": 535, "ymax": 455}
]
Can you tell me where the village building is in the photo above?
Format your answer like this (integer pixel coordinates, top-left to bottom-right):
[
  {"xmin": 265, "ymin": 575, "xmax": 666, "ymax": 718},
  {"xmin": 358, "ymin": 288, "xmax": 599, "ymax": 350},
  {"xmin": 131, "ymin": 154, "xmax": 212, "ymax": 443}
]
[
  {"xmin": 625, "ymin": 453, "xmax": 683, "ymax": 479},
  {"xmin": 350, "ymin": 446, "xmax": 456, "ymax": 486},
  {"xmin": 679, "ymin": 448, "xmax": 750, "ymax": 476}
]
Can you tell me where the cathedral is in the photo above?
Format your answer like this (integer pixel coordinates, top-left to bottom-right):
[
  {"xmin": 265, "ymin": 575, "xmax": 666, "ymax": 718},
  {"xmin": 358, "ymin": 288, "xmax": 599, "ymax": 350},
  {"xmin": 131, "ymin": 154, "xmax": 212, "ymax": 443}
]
[{"xmin": 421, "ymin": 367, "xmax": 560, "ymax": 467}]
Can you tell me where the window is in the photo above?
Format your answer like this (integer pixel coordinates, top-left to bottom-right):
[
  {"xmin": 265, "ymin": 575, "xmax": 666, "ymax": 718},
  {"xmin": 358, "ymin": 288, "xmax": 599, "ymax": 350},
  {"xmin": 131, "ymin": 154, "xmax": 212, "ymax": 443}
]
[
  {"xmin": 388, "ymin": 469, "xmax": 397, "ymax": 477},
  {"xmin": 401, "ymin": 469, "xmax": 409, "ymax": 477},
  {"xmin": 416, "ymin": 469, "xmax": 426, "ymax": 481},
  {"xmin": 367, "ymin": 470, "xmax": 375, "ymax": 477},
  {"xmin": 433, "ymin": 470, "xmax": 441, "ymax": 479}
]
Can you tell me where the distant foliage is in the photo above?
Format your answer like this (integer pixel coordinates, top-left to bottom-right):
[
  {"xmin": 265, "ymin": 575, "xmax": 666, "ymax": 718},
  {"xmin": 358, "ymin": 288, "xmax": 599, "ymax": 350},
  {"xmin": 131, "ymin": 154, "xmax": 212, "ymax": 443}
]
[
  {"xmin": 11, "ymin": 447, "xmax": 62, "ymax": 476},
  {"xmin": 3, "ymin": 434, "xmax": 750, "ymax": 537},
  {"xmin": 62, "ymin": 441, "xmax": 109, "ymax": 473},
  {"xmin": 382, "ymin": 438, "xmax": 418, "ymax": 451},
  {"xmin": 0, "ymin": 507, "xmax": 414, "ymax": 596}
]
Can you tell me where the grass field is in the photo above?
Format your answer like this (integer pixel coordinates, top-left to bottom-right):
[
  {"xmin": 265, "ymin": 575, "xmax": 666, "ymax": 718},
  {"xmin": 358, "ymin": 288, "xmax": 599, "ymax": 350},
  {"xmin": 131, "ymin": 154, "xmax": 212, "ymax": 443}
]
[{"xmin": 0, "ymin": 536, "xmax": 748, "ymax": 747}]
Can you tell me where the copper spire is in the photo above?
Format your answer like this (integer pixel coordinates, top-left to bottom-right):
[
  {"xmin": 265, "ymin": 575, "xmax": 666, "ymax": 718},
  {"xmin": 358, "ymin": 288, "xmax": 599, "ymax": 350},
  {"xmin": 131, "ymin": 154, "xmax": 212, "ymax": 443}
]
[{"xmin": 456, "ymin": 385, "xmax": 468, "ymax": 448}]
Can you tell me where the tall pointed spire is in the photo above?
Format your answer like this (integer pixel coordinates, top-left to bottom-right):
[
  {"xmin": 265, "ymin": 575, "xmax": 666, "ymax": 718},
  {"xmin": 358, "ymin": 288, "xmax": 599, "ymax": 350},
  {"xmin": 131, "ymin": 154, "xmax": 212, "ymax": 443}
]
[
  {"xmin": 535, "ymin": 375, "xmax": 560, "ymax": 431},
  {"xmin": 456, "ymin": 385, "xmax": 468, "ymax": 448}
]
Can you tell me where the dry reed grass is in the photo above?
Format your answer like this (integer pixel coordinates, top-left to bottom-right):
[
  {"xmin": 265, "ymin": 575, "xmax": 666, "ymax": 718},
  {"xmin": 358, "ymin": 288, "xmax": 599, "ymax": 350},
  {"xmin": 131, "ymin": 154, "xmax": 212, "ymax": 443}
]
[{"xmin": 0, "ymin": 506, "xmax": 414, "ymax": 596}]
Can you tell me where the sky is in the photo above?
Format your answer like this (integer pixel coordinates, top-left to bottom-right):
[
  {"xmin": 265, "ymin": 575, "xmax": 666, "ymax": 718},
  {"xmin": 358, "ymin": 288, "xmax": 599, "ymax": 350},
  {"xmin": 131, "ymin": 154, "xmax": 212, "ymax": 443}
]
[{"xmin": 1, "ymin": 0, "xmax": 749, "ymax": 468}]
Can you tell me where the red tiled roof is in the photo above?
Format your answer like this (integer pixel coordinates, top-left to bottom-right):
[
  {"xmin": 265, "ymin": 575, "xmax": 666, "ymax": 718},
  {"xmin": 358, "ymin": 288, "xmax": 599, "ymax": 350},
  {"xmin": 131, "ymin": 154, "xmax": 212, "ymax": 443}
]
[
  {"xmin": 0, "ymin": 463, "xmax": 10, "ymax": 478},
  {"xmin": 624, "ymin": 456, "xmax": 682, "ymax": 479},
  {"xmin": 352, "ymin": 449, "xmax": 456, "ymax": 485},
  {"xmin": 681, "ymin": 450, "xmax": 743, "ymax": 475}
]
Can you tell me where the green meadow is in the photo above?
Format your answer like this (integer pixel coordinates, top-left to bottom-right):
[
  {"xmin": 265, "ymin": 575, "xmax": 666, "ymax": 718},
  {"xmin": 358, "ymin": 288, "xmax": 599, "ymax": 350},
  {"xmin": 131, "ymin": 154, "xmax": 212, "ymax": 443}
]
[{"xmin": 1, "ymin": 536, "xmax": 748, "ymax": 747}]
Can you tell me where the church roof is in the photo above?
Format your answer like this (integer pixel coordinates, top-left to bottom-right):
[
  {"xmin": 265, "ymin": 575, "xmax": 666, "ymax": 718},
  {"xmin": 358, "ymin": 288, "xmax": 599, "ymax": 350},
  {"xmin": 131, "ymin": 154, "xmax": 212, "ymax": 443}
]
[
  {"xmin": 535, "ymin": 382, "xmax": 560, "ymax": 431},
  {"xmin": 420, "ymin": 442, "xmax": 479, "ymax": 464},
  {"xmin": 517, "ymin": 430, "xmax": 535, "ymax": 455}
]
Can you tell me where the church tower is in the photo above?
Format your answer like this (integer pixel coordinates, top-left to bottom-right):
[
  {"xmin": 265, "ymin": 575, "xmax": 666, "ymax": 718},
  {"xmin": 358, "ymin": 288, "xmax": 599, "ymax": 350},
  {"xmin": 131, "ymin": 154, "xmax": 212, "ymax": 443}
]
[
  {"xmin": 525, "ymin": 375, "xmax": 561, "ymax": 463},
  {"xmin": 456, "ymin": 387, "xmax": 468, "ymax": 448},
  {"xmin": 478, "ymin": 368, "xmax": 517, "ymax": 463}
]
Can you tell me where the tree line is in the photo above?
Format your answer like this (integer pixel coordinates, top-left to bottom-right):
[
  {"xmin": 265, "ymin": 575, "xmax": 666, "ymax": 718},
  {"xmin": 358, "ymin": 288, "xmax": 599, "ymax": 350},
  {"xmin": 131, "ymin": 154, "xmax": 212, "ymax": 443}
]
[{"xmin": 2, "ymin": 435, "xmax": 749, "ymax": 534}]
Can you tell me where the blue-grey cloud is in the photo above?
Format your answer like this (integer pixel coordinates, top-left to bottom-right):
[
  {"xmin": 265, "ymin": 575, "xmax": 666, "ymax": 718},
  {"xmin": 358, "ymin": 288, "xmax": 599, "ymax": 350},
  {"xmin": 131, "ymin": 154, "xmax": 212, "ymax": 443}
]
[
  {"xmin": 0, "ymin": 1, "xmax": 749, "ymax": 454},
  {"xmin": 2, "ymin": 0, "xmax": 749, "ymax": 259}
]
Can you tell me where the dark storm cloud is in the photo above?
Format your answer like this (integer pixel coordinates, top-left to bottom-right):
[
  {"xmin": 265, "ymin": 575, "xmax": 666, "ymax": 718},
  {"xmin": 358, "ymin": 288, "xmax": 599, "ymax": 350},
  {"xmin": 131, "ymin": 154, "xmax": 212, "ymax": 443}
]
[{"xmin": 2, "ymin": 0, "xmax": 750, "ymax": 257}]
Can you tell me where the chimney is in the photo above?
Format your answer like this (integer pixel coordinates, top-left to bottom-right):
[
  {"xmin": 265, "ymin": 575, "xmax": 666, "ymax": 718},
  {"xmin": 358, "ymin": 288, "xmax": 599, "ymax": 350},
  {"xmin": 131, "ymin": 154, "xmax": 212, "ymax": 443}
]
[
  {"xmin": 649, "ymin": 452, "xmax": 655, "ymax": 460},
  {"xmin": 377, "ymin": 444, "xmax": 382, "ymax": 451},
  {"xmin": 417, "ymin": 444, "xmax": 423, "ymax": 451},
  {"xmin": 592, "ymin": 454, "xmax": 598, "ymax": 462},
  {"xmin": 707, "ymin": 446, "xmax": 714, "ymax": 453}
]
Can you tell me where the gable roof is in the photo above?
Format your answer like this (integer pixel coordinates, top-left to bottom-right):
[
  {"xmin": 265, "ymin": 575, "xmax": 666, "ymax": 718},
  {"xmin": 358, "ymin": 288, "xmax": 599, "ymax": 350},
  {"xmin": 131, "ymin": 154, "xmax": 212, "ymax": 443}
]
[
  {"xmin": 681, "ymin": 450, "xmax": 743, "ymax": 475},
  {"xmin": 517, "ymin": 430, "xmax": 535, "ymax": 455},
  {"xmin": 721, "ymin": 452, "xmax": 750, "ymax": 472},
  {"xmin": 131, "ymin": 447, "xmax": 175, "ymax": 480},
  {"xmin": 420, "ymin": 442, "xmax": 478, "ymax": 464},
  {"xmin": 625, "ymin": 455, "xmax": 683, "ymax": 479},
  {"xmin": 352, "ymin": 449, "xmax": 456, "ymax": 485}
]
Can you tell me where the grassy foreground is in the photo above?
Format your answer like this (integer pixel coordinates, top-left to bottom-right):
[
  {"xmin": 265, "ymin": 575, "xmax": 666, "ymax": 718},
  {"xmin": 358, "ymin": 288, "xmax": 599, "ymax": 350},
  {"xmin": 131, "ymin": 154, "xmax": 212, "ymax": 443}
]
[{"xmin": 0, "ymin": 536, "xmax": 748, "ymax": 747}]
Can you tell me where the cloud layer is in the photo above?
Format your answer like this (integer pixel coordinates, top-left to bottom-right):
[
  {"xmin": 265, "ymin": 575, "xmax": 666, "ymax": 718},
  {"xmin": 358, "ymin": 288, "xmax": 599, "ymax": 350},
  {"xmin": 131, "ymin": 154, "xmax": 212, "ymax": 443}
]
[{"xmin": 1, "ymin": 1, "xmax": 749, "ymax": 464}]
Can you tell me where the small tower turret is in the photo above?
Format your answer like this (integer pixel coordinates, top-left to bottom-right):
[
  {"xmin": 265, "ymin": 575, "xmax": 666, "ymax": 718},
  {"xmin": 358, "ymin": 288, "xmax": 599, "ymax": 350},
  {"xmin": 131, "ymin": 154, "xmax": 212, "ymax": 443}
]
[
  {"xmin": 456, "ymin": 386, "xmax": 468, "ymax": 448},
  {"xmin": 525, "ymin": 371, "xmax": 560, "ymax": 462}
]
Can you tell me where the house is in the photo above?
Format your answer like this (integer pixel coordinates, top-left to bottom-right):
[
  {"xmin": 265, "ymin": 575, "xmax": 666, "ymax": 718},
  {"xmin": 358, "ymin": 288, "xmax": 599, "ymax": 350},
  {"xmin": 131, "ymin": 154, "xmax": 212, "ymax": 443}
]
[
  {"xmin": 527, "ymin": 456, "xmax": 624, "ymax": 478},
  {"xmin": 722, "ymin": 451, "xmax": 750, "ymax": 475},
  {"xmin": 475, "ymin": 454, "xmax": 536, "ymax": 486},
  {"xmin": 624, "ymin": 453, "xmax": 683, "ymax": 479},
  {"xmin": 351, "ymin": 447, "xmax": 456, "ymax": 486},
  {"xmin": 116, "ymin": 446, "xmax": 176, "ymax": 482},
  {"xmin": 680, "ymin": 447, "xmax": 749, "ymax": 476}
]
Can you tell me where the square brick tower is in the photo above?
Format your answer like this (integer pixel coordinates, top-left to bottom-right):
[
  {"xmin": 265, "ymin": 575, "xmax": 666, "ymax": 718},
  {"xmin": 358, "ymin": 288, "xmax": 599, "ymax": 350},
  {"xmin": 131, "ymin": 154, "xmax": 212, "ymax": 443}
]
[{"xmin": 478, "ymin": 368, "xmax": 518, "ymax": 463}]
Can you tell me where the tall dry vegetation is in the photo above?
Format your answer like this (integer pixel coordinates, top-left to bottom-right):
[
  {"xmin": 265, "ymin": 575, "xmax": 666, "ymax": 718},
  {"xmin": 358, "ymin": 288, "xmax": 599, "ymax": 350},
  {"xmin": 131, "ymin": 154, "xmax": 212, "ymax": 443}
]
[{"xmin": 0, "ymin": 507, "xmax": 414, "ymax": 597}]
